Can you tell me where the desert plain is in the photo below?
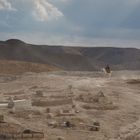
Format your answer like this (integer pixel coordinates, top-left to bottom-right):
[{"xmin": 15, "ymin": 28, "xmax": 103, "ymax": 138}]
[{"xmin": 0, "ymin": 70, "xmax": 140, "ymax": 140}]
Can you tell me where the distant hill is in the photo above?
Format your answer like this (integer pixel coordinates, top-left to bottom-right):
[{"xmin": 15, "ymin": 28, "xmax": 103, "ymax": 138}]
[
  {"xmin": 0, "ymin": 39, "xmax": 140, "ymax": 72},
  {"xmin": 0, "ymin": 60, "xmax": 59, "ymax": 74}
]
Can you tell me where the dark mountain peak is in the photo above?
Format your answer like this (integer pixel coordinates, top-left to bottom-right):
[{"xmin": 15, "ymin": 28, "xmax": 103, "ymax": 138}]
[{"xmin": 5, "ymin": 39, "xmax": 25, "ymax": 46}]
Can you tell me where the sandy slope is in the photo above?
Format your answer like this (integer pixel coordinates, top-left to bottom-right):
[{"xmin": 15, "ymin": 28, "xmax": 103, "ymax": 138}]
[{"xmin": 0, "ymin": 59, "xmax": 60, "ymax": 74}]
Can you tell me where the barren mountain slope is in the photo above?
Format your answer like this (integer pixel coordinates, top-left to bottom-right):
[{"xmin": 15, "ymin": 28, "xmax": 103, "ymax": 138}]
[
  {"xmin": 0, "ymin": 39, "xmax": 140, "ymax": 71},
  {"xmin": 0, "ymin": 60, "xmax": 59, "ymax": 74}
]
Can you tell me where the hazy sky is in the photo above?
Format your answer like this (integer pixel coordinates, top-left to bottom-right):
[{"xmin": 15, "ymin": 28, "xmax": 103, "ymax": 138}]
[{"xmin": 0, "ymin": 0, "xmax": 140, "ymax": 48}]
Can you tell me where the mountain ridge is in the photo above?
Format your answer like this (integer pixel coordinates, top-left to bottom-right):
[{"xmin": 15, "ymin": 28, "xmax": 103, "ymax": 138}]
[{"xmin": 0, "ymin": 39, "xmax": 140, "ymax": 71}]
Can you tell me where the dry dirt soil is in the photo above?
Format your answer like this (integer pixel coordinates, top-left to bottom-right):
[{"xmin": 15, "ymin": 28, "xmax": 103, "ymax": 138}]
[{"xmin": 0, "ymin": 70, "xmax": 140, "ymax": 140}]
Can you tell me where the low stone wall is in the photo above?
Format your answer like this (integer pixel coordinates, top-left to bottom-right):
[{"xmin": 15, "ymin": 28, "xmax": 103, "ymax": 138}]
[
  {"xmin": 14, "ymin": 100, "xmax": 32, "ymax": 110},
  {"xmin": 32, "ymin": 98, "xmax": 72, "ymax": 107},
  {"xmin": 0, "ymin": 132, "xmax": 44, "ymax": 139}
]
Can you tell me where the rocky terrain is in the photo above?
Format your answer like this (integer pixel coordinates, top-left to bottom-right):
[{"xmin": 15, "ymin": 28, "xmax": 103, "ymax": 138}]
[{"xmin": 0, "ymin": 70, "xmax": 140, "ymax": 140}]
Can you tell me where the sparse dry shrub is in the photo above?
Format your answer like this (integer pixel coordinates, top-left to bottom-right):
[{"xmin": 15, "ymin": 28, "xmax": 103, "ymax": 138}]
[
  {"xmin": 82, "ymin": 104, "xmax": 92, "ymax": 110},
  {"xmin": 35, "ymin": 90, "xmax": 44, "ymax": 97},
  {"xmin": 125, "ymin": 135, "xmax": 140, "ymax": 140},
  {"xmin": 46, "ymin": 108, "xmax": 50, "ymax": 113},
  {"xmin": 57, "ymin": 136, "xmax": 65, "ymax": 140},
  {"xmin": 127, "ymin": 79, "xmax": 140, "ymax": 84},
  {"xmin": 32, "ymin": 110, "xmax": 42, "ymax": 115},
  {"xmin": 82, "ymin": 103, "xmax": 118, "ymax": 110}
]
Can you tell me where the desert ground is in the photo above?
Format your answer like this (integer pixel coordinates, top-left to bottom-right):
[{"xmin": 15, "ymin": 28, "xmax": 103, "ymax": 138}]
[{"xmin": 0, "ymin": 70, "xmax": 140, "ymax": 140}]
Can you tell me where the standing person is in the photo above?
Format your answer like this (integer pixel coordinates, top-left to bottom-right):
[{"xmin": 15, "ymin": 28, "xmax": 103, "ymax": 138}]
[{"xmin": 105, "ymin": 65, "xmax": 111, "ymax": 73}]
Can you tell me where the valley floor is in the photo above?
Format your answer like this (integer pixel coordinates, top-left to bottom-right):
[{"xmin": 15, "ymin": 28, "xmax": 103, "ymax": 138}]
[{"xmin": 0, "ymin": 71, "xmax": 140, "ymax": 140}]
